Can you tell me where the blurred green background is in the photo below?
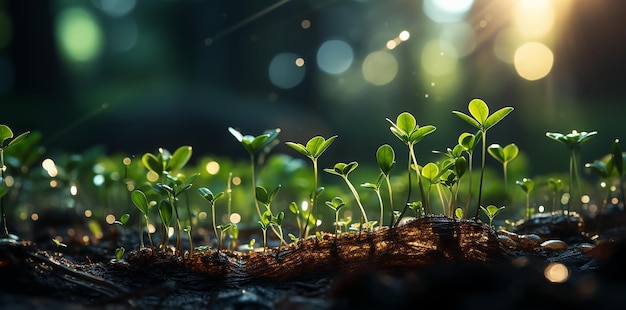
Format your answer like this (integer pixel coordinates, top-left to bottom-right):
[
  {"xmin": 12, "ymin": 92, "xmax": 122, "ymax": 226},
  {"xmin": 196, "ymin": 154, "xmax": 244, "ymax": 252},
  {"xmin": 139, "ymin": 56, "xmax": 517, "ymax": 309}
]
[{"xmin": 1, "ymin": 0, "xmax": 626, "ymax": 236}]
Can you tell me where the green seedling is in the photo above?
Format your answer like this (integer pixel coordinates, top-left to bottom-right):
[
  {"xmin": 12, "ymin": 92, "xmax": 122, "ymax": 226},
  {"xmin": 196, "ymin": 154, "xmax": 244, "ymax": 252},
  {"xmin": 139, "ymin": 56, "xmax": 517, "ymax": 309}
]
[
  {"xmin": 157, "ymin": 199, "xmax": 172, "ymax": 249},
  {"xmin": 480, "ymin": 205, "xmax": 505, "ymax": 227},
  {"xmin": 0, "ymin": 124, "xmax": 30, "ymax": 239},
  {"xmin": 375, "ymin": 144, "xmax": 396, "ymax": 227},
  {"xmin": 546, "ymin": 129, "xmax": 597, "ymax": 211},
  {"xmin": 131, "ymin": 189, "xmax": 154, "ymax": 248},
  {"xmin": 586, "ymin": 138, "xmax": 626, "ymax": 219},
  {"xmin": 255, "ymin": 185, "xmax": 287, "ymax": 246},
  {"xmin": 457, "ymin": 132, "xmax": 481, "ymax": 217},
  {"xmin": 229, "ymin": 127, "xmax": 280, "ymax": 221},
  {"xmin": 453, "ymin": 99, "xmax": 514, "ymax": 219},
  {"xmin": 286, "ymin": 135, "xmax": 337, "ymax": 237},
  {"xmin": 198, "ymin": 187, "xmax": 225, "ymax": 250},
  {"xmin": 324, "ymin": 161, "xmax": 370, "ymax": 231},
  {"xmin": 487, "ymin": 143, "xmax": 519, "ymax": 193},
  {"xmin": 547, "ymin": 178, "xmax": 563, "ymax": 214},
  {"xmin": 52, "ymin": 238, "xmax": 67, "ymax": 248},
  {"xmin": 288, "ymin": 201, "xmax": 315, "ymax": 240},
  {"xmin": 516, "ymin": 178, "xmax": 535, "ymax": 219},
  {"xmin": 387, "ymin": 112, "xmax": 436, "ymax": 226},
  {"xmin": 325, "ymin": 196, "xmax": 346, "ymax": 237},
  {"xmin": 113, "ymin": 213, "xmax": 130, "ymax": 261},
  {"xmin": 433, "ymin": 144, "xmax": 468, "ymax": 217},
  {"xmin": 455, "ymin": 207, "xmax": 464, "ymax": 219},
  {"xmin": 408, "ymin": 201, "xmax": 423, "ymax": 217},
  {"xmin": 216, "ymin": 223, "xmax": 233, "ymax": 252},
  {"xmin": 153, "ymin": 172, "xmax": 197, "ymax": 256},
  {"xmin": 361, "ymin": 176, "xmax": 384, "ymax": 231},
  {"xmin": 257, "ymin": 210, "xmax": 272, "ymax": 252}
]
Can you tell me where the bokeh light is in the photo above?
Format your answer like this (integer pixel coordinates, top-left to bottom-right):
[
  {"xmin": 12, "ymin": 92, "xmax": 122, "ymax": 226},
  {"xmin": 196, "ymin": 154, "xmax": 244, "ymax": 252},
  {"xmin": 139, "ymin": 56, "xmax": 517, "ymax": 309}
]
[
  {"xmin": 317, "ymin": 40, "xmax": 354, "ymax": 75},
  {"xmin": 420, "ymin": 39, "xmax": 458, "ymax": 76},
  {"xmin": 92, "ymin": 0, "xmax": 136, "ymax": 18},
  {"xmin": 362, "ymin": 51, "xmax": 398, "ymax": 86},
  {"xmin": 514, "ymin": 42, "xmax": 554, "ymax": 81},
  {"xmin": 544, "ymin": 262, "xmax": 569, "ymax": 283},
  {"xmin": 268, "ymin": 52, "xmax": 306, "ymax": 89},
  {"xmin": 56, "ymin": 7, "xmax": 103, "ymax": 62},
  {"xmin": 423, "ymin": 0, "xmax": 474, "ymax": 24},
  {"xmin": 514, "ymin": 0, "xmax": 555, "ymax": 38}
]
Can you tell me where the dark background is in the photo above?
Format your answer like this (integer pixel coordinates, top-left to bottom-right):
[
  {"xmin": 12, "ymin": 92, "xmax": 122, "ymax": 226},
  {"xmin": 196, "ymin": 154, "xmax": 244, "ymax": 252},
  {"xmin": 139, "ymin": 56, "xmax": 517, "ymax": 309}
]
[{"xmin": 2, "ymin": 0, "xmax": 626, "ymax": 176}]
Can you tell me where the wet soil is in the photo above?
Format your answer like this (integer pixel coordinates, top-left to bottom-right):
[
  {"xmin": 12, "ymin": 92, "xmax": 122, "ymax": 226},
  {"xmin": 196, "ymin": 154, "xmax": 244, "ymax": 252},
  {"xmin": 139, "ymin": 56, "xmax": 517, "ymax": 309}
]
[{"xmin": 2, "ymin": 211, "xmax": 626, "ymax": 310}]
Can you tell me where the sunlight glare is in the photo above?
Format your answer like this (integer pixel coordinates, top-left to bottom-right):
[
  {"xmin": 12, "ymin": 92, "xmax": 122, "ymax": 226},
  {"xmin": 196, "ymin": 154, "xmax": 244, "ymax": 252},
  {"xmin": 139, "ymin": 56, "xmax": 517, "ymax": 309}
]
[
  {"xmin": 514, "ymin": 42, "xmax": 553, "ymax": 80},
  {"xmin": 514, "ymin": 0, "xmax": 555, "ymax": 38},
  {"xmin": 362, "ymin": 51, "xmax": 398, "ymax": 86}
]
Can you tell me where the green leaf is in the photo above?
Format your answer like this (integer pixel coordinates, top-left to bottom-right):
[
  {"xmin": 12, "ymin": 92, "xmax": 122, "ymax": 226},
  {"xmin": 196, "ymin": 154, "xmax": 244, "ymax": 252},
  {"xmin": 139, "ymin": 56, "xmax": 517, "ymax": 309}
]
[
  {"xmin": 6, "ymin": 131, "xmax": 30, "ymax": 149},
  {"xmin": 131, "ymin": 190, "xmax": 149, "ymax": 215},
  {"xmin": 455, "ymin": 207, "xmax": 464, "ymax": 219},
  {"xmin": 255, "ymin": 186, "xmax": 269, "ymax": 205},
  {"xmin": 409, "ymin": 125, "xmax": 437, "ymax": 144},
  {"xmin": 198, "ymin": 187, "xmax": 216, "ymax": 204},
  {"xmin": 141, "ymin": 153, "xmax": 162, "ymax": 175},
  {"xmin": 285, "ymin": 142, "xmax": 309, "ymax": 157},
  {"xmin": 548, "ymin": 178, "xmax": 563, "ymax": 192},
  {"xmin": 376, "ymin": 144, "xmax": 395, "ymax": 176},
  {"xmin": 421, "ymin": 162, "xmax": 439, "ymax": 182},
  {"xmin": 468, "ymin": 98, "xmax": 489, "ymax": 124},
  {"xmin": 488, "ymin": 143, "xmax": 519, "ymax": 164},
  {"xmin": 158, "ymin": 199, "xmax": 172, "ymax": 226},
  {"xmin": 452, "ymin": 111, "xmax": 480, "ymax": 129},
  {"xmin": 484, "ymin": 107, "xmax": 514, "ymax": 130},
  {"xmin": 0, "ymin": 125, "xmax": 13, "ymax": 147},
  {"xmin": 119, "ymin": 213, "xmax": 130, "ymax": 225},
  {"xmin": 288, "ymin": 201, "xmax": 299, "ymax": 214},
  {"xmin": 516, "ymin": 178, "xmax": 534, "ymax": 193},
  {"xmin": 167, "ymin": 146, "xmax": 192, "ymax": 173},
  {"xmin": 395, "ymin": 112, "xmax": 417, "ymax": 137},
  {"xmin": 306, "ymin": 135, "xmax": 338, "ymax": 158}
]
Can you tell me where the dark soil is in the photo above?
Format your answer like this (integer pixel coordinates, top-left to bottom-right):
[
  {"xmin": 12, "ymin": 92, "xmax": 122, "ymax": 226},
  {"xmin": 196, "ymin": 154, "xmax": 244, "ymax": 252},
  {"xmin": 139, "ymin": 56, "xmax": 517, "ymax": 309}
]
[{"xmin": 2, "ymin": 211, "xmax": 626, "ymax": 310}]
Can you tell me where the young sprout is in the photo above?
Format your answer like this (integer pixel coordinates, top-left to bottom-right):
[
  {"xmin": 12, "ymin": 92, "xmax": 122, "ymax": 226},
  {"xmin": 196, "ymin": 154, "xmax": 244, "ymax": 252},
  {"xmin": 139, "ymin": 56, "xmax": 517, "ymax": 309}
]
[
  {"xmin": 229, "ymin": 127, "xmax": 281, "ymax": 222},
  {"xmin": 113, "ymin": 213, "xmax": 130, "ymax": 261},
  {"xmin": 457, "ymin": 132, "xmax": 480, "ymax": 217},
  {"xmin": 157, "ymin": 199, "xmax": 173, "ymax": 249},
  {"xmin": 258, "ymin": 210, "xmax": 272, "ymax": 252},
  {"xmin": 286, "ymin": 135, "xmax": 337, "ymax": 237},
  {"xmin": 52, "ymin": 238, "xmax": 67, "ymax": 248},
  {"xmin": 0, "ymin": 124, "xmax": 30, "ymax": 239},
  {"xmin": 255, "ymin": 185, "xmax": 287, "ymax": 246},
  {"xmin": 361, "ymin": 175, "xmax": 385, "ymax": 230},
  {"xmin": 546, "ymin": 129, "xmax": 597, "ymax": 211},
  {"xmin": 325, "ymin": 196, "xmax": 346, "ymax": 238},
  {"xmin": 433, "ymin": 144, "xmax": 467, "ymax": 217},
  {"xmin": 487, "ymin": 143, "xmax": 519, "ymax": 193},
  {"xmin": 455, "ymin": 207, "xmax": 464, "ymax": 219},
  {"xmin": 216, "ymin": 223, "xmax": 233, "ymax": 252},
  {"xmin": 131, "ymin": 189, "xmax": 154, "ymax": 248},
  {"xmin": 198, "ymin": 187, "xmax": 225, "ymax": 250},
  {"xmin": 375, "ymin": 144, "xmax": 396, "ymax": 227},
  {"xmin": 387, "ymin": 112, "xmax": 436, "ymax": 226},
  {"xmin": 453, "ymin": 99, "xmax": 514, "ymax": 219},
  {"xmin": 480, "ymin": 205, "xmax": 505, "ymax": 227},
  {"xmin": 324, "ymin": 161, "xmax": 370, "ymax": 231},
  {"xmin": 585, "ymin": 139, "xmax": 625, "ymax": 220},
  {"xmin": 547, "ymin": 178, "xmax": 563, "ymax": 214},
  {"xmin": 516, "ymin": 178, "xmax": 535, "ymax": 220}
]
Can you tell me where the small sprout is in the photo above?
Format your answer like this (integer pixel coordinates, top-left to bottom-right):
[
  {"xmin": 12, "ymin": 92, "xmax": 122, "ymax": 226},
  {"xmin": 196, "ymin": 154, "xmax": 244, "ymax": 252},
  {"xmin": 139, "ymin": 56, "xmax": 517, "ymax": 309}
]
[
  {"xmin": 547, "ymin": 178, "xmax": 563, "ymax": 214},
  {"xmin": 52, "ymin": 239, "xmax": 67, "ymax": 248},
  {"xmin": 387, "ymin": 112, "xmax": 436, "ymax": 225},
  {"xmin": 115, "ymin": 247, "xmax": 125, "ymax": 260},
  {"xmin": 131, "ymin": 189, "xmax": 154, "ymax": 248},
  {"xmin": 325, "ymin": 196, "xmax": 346, "ymax": 238},
  {"xmin": 408, "ymin": 201, "xmax": 423, "ymax": 217},
  {"xmin": 376, "ymin": 144, "xmax": 396, "ymax": 227},
  {"xmin": 480, "ymin": 205, "xmax": 505, "ymax": 227},
  {"xmin": 455, "ymin": 207, "xmax": 464, "ymax": 219},
  {"xmin": 198, "ymin": 187, "xmax": 225, "ymax": 250},
  {"xmin": 516, "ymin": 178, "xmax": 535, "ymax": 219},
  {"xmin": 453, "ymin": 99, "xmax": 514, "ymax": 218},
  {"xmin": 325, "ymin": 162, "xmax": 370, "ymax": 230},
  {"xmin": 487, "ymin": 143, "xmax": 519, "ymax": 193}
]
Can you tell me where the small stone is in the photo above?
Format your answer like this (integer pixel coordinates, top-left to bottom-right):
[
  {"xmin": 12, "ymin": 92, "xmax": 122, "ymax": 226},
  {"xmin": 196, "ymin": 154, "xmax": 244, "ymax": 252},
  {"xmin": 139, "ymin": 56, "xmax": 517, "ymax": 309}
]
[
  {"xmin": 518, "ymin": 234, "xmax": 542, "ymax": 250},
  {"xmin": 541, "ymin": 239, "xmax": 568, "ymax": 251},
  {"xmin": 498, "ymin": 234, "xmax": 519, "ymax": 249},
  {"xmin": 578, "ymin": 243, "xmax": 595, "ymax": 253}
]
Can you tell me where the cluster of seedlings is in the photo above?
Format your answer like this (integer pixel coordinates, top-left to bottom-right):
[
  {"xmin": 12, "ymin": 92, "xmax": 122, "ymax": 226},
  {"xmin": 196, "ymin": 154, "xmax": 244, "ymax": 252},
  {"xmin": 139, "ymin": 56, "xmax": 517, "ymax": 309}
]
[{"xmin": 2, "ymin": 98, "xmax": 624, "ymax": 262}]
